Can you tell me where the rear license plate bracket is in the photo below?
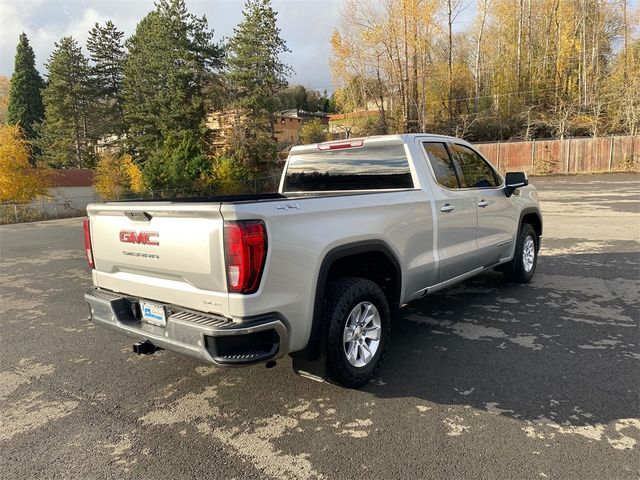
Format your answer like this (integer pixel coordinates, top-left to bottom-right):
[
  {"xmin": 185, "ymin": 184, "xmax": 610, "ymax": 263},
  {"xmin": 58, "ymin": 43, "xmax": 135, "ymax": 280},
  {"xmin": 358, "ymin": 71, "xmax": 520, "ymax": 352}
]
[{"xmin": 140, "ymin": 301, "xmax": 167, "ymax": 327}]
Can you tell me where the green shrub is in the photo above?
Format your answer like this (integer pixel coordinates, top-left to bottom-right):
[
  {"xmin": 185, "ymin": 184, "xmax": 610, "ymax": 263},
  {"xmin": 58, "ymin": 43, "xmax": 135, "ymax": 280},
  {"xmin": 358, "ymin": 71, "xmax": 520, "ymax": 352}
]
[
  {"xmin": 205, "ymin": 156, "xmax": 251, "ymax": 194},
  {"xmin": 143, "ymin": 131, "xmax": 212, "ymax": 193}
]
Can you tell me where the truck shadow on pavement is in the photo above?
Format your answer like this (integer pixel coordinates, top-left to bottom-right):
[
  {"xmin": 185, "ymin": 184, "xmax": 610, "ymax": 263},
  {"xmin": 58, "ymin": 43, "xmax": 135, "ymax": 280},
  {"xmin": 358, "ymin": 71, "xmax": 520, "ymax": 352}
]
[{"xmin": 368, "ymin": 247, "xmax": 639, "ymax": 428}]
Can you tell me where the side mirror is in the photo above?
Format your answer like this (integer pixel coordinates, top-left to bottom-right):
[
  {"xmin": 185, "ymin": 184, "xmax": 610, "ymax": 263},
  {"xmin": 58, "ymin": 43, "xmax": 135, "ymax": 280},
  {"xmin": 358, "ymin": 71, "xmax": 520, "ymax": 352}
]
[{"xmin": 504, "ymin": 172, "xmax": 528, "ymax": 197}]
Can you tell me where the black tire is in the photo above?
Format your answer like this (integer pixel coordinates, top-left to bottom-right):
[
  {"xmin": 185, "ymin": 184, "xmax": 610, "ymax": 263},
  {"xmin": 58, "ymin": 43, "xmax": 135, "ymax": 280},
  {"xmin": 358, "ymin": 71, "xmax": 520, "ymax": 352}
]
[
  {"xmin": 325, "ymin": 277, "xmax": 390, "ymax": 388},
  {"xmin": 503, "ymin": 222, "xmax": 538, "ymax": 283}
]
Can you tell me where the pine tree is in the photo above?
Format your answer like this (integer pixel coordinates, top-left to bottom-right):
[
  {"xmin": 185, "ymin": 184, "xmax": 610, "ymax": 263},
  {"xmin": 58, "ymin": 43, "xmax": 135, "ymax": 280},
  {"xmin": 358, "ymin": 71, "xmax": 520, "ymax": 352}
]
[
  {"xmin": 7, "ymin": 33, "xmax": 45, "ymax": 145},
  {"xmin": 227, "ymin": 0, "xmax": 290, "ymax": 116},
  {"xmin": 226, "ymin": 0, "xmax": 291, "ymax": 170},
  {"xmin": 39, "ymin": 37, "xmax": 93, "ymax": 168},
  {"xmin": 123, "ymin": 0, "xmax": 221, "ymax": 161},
  {"xmin": 87, "ymin": 21, "xmax": 127, "ymax": 139}
]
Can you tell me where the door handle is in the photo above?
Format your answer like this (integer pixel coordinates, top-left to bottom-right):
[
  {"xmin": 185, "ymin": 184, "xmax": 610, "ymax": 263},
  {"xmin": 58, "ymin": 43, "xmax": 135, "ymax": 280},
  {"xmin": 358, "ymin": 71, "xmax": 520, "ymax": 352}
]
[
  {"xmin": 440, "ymin": 204, "xmax": 455, "ymax": 213},
  {"xmin": 478, "ymin": 200, "xmax": 489, "ymax": 208}
]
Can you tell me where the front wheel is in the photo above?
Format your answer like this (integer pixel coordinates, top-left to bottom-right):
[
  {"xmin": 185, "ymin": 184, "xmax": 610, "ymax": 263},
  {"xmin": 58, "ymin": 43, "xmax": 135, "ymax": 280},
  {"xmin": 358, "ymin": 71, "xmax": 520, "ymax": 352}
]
[
  {"xmin": 503, "ymin": 222, "xmax": 538, "ymax": 283},
  {"xmin": 325, "ymin": 277, "xmax": 390, "ymax": 388}
]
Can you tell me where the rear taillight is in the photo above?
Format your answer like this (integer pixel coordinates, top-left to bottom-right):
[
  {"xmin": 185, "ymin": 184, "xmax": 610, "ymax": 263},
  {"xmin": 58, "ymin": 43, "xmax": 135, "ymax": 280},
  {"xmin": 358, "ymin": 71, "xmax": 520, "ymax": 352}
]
[
  {"xmin": 83, "ymin": 218, "xmax": 94, "ymax": 269},
  {"xmin": 223, "ymin": 220, "xmax": 267, "ymax": 294}
]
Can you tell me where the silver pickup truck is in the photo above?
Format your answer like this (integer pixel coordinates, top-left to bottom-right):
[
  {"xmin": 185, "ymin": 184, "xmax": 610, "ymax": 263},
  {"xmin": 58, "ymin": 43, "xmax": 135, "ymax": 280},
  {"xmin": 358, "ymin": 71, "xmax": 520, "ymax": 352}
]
[{"xmin": 84, "ymin": 134, "xmax": 542, "ymax": 387}]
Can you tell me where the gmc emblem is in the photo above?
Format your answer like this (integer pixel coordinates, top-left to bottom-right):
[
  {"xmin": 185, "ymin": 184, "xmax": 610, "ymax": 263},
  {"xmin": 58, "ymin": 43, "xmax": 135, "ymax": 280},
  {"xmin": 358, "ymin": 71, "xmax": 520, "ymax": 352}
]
[{"xmin": 119, "ymin": 230, "xmax": 159, "ymax": 246}]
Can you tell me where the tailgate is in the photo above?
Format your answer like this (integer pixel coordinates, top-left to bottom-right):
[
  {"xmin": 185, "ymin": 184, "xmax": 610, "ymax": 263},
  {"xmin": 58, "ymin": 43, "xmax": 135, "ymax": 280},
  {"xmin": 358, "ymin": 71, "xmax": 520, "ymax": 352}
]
[{"xmin": 87, "ymin": 201, "xmax": 229, "ymax": 316}]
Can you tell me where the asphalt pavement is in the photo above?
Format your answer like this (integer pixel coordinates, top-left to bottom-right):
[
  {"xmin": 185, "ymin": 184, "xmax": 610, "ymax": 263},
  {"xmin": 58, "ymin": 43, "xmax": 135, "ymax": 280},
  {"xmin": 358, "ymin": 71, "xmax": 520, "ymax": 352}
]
[{"xmin": 1, "ymin": 173, "xmax": 638, "ymax": 479}]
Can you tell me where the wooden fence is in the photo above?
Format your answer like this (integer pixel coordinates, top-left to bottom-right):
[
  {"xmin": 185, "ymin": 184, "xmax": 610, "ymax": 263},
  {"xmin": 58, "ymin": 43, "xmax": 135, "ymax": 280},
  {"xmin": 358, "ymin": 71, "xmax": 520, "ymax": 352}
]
[{"xmin": 475, "ymin": 135, "xmax": 640, "ymax": 175}]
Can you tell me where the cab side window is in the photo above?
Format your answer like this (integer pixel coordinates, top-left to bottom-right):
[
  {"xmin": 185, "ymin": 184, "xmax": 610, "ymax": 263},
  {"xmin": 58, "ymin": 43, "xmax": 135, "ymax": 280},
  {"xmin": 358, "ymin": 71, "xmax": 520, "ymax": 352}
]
[
  {"xmin": 422, "ymin": 142, "xmax": 459, "ymax": 189},
  {"xmin": 450, "ymin": 144, "xmax": 499, "ymax": 188}
]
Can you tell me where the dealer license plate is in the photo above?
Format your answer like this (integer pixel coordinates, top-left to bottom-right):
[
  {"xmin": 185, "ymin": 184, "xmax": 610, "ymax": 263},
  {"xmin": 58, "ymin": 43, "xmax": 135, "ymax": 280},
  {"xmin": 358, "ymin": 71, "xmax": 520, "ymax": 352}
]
[{"xmin": 140, "ymin": 301, "xmax": 167, "ymax": 327}]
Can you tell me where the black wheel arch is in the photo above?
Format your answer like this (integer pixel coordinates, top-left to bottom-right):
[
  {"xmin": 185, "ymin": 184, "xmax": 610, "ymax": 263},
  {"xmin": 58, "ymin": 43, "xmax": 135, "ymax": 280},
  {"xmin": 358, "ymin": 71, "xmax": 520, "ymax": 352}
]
[
  {"xmin": 290, "ymin": 240, "xmax": 402, "ymax": 380},
  {"xmin": 519, "ymin": 206, "xmax": 543, "ymax": 249}
]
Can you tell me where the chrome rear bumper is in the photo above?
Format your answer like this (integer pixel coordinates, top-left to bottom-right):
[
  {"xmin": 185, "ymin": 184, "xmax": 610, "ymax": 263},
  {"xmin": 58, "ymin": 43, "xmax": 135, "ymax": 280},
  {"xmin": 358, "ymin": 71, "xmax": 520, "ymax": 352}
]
[{"xmin": 85, "ymin": 288, "xmax": 288, "ymax": 365}]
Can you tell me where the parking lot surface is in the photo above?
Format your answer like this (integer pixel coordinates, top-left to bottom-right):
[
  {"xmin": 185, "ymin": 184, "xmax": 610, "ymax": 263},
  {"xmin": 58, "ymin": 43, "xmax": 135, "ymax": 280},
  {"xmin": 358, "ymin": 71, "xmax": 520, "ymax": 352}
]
[{"xmin": 1, "ymin": 173, "xmax": 638, "ymax": 479}]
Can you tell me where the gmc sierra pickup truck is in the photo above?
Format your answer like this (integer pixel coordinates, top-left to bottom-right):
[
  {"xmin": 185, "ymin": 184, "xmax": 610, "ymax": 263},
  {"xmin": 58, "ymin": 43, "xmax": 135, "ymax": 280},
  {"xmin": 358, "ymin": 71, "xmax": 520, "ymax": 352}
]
[{"xmin": 84, "ymin": 134, "xmax": 542, "ymax": 387}]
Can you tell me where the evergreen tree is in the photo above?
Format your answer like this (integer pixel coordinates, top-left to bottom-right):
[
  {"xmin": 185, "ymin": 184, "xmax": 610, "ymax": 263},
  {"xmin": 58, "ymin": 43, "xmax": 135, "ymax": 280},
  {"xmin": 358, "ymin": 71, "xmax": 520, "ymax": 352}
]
[
  {"xmin": 277, "ymin": 86, "xmax": 336, "ymax": 113},
  {"xmin": 7, "ymin": 33, "xmax": 44, "ymax": 145},
  {"xmin": 226, "ymin": 0, "xmax": 291, "ymax": 170},
  {"xmin": 87, "ymin": 21, "xmax": 127, "ymax": 139},
  {"xmin": 123, "ymin": 0, "xmax": 221, "ymax": 162},
  {"xmin": 277, "ymin": 84, "xmax": 309, "ymax": 111},
  {"xmin": 227, "ymin": 0, "xmax": 290, "ymax": 116},
  {"xmin": 143, "ymin": 131, "xmax": 210, "ymax": 192},
  {"xmin": 39, "ymin": 37, "xmax": 93, "ymax": 168}
]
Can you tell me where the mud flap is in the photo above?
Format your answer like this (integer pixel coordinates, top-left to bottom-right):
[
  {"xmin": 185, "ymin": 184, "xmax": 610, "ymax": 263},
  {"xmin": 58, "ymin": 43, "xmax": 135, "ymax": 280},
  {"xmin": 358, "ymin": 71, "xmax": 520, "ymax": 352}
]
[{"xmin": 291, "ymin": 350, "xmax": 326, "ymax": 382}]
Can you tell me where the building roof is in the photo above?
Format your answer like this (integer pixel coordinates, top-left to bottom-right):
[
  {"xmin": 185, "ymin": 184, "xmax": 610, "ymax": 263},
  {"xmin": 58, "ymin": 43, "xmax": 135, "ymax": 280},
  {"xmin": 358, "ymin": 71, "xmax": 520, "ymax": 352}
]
[{"xmin": 50, "ymin": 169, "xmax": 94, "ymax": 187}]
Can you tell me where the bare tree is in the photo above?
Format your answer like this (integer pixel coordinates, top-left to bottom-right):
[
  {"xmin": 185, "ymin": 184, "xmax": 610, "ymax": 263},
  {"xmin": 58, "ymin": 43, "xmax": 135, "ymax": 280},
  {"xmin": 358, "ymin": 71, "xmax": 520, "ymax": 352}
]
[{"xmin": 473, "ymin": 0, "xmax": 490, "ymax": 113}]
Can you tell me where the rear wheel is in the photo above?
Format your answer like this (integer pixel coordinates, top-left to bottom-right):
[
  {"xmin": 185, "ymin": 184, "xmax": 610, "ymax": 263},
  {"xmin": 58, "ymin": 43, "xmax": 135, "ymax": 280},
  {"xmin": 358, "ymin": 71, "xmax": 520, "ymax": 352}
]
[
  {"xmin": 325, "ymin": 277, "xmax": 390, "ymax": 388},
  {"xmin": 503, "ymin": 222, "xmax": 538, "ymax": 283}
]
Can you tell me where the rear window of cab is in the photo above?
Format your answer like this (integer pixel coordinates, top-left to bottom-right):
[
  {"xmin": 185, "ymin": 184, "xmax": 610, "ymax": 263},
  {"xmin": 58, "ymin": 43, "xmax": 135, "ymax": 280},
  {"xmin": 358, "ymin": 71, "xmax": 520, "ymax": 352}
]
[{"xmin": 283, "ymin": 144, "xmax": 414, "ymax": 192}]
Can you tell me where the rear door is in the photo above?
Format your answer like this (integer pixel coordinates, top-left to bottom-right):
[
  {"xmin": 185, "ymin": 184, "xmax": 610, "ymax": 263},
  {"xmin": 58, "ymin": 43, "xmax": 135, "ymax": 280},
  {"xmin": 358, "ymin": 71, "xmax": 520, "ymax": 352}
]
[
  {"xmin": 449, "ymin": 143, "xmax": 518, "ymax": 266},
  {"xmin": 421, "ymin": 141, "xmax": 478, "ymax": 283},
  {"xmin": 87, "ymin": 201, "xmax": 230, "ymax": 316}
]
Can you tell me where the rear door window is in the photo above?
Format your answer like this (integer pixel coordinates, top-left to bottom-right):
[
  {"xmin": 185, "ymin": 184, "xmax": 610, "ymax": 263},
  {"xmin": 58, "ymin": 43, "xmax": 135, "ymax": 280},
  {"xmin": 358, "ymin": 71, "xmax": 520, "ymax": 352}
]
[
  {"xmin": 283, "ymin": 144, "xmax": 414, "ymax": 192},
  {"xmin": 422, "ymin": 142, "xmax": 459, "ymax": 189},
  {"xmin": 450, "ymin": 144, "xmax": 500, "ymax": 188}
]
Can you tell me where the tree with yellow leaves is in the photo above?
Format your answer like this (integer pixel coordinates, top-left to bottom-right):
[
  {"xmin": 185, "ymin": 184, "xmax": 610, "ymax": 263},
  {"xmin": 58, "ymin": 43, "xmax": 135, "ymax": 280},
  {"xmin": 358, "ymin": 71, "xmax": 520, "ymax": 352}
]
[
  {"xmin": 94, "ymin": 153, "xmax": 147, "ymax": 200},
  {"xmin": 0, "ymin": 125, "xmax": 49, "ymax": 203},
  {"xmin": 299, "ymin": 119, "xmax": 328, "ymax": 144},
  {"xmin": 0, "ymin": 76, "xmax": 10, "ymax": 124},
  {"xmin": 332, "ymin": 0, "xmax": 638, "ymax": 141}
]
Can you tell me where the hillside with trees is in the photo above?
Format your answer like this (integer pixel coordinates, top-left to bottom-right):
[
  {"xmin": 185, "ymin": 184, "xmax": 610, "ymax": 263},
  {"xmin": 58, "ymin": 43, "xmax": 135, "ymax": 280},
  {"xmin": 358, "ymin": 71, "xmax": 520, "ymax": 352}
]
[
  {"xmin": 3, "ymin": 0, "xmax": 292, "ymax": 199},
  {"xmin": 330, "ymin": 0, "xmax": 639, "ymax": 140},
  {"xmin": 2, "ymin": 0, "xmax": 638, "ymax": 204}
]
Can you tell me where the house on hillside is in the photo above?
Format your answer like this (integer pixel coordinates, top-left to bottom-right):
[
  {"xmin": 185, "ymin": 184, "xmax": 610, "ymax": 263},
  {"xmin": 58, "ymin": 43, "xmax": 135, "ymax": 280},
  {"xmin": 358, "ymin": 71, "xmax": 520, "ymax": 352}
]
[
  {"xmin": 95, "ymin": 134, "xmax": 122, "ymax": 156},
  {"xmin": 206, "ymin": 109, "xmax": 248, "ymax": 153},
  {"xmin": 206, "ymin": 109, "xmax": 330, "ymax": 156},
  {"xmin": 274, "ymin": 109, "xmax": 329, "ymax": 147}
]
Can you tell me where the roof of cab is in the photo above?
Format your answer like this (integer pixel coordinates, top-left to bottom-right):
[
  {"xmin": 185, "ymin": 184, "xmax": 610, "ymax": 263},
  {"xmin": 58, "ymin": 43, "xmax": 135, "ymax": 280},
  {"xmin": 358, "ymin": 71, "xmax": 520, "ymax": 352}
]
[{"xmin": 289, "ymin": 133, "xmax": 468, "ymax": 155}]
